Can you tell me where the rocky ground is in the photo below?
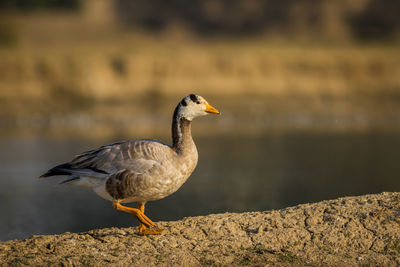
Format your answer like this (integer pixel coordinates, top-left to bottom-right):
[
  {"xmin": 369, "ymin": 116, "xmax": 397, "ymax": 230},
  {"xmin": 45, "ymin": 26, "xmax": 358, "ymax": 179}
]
[{"xmin": 1, "ymin": 192, "xmax": 399, "ymax": 266}]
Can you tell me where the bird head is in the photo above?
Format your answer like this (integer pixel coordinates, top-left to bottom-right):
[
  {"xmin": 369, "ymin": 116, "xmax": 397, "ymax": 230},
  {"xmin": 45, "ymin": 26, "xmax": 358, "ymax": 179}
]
[{"xmin": 178, "ymin": 94, "xmax": 220, "ymax": 121}]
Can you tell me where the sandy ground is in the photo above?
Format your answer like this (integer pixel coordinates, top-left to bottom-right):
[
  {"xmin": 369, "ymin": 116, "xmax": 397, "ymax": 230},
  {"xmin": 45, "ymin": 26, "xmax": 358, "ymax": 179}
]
[{"xmin": 1, "ymin": 192, "xmax": 399, "ymax": 266}]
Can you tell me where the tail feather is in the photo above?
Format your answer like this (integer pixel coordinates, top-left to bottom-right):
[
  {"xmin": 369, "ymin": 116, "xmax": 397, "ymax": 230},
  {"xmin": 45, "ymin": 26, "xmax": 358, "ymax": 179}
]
[
  {"xmin": 40, "ymin": 163, "xmax": 109, "ymax": 178},
  {"xmin": 40, "ymin": 163, "xmax": 73, "ymax": 178},
  {"xmin": 59, "ymin": 177, "xmax": 81, "ymax": 184}
]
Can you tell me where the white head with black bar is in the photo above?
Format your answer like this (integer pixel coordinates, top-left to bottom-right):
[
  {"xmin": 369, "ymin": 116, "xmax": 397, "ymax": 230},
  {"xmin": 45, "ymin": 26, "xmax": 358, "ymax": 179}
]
[{"xmin": 176, "ymin": 94, "xmax": 220, "ymax": 121}]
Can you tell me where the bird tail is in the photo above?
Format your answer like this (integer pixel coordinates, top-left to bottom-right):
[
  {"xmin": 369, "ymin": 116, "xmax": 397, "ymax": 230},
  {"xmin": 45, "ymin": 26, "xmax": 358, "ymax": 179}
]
[
  {"xmin": 40, "ymin": 163, "xmax": 74, "ymax": 178},
  {"xmin": 40, "ymin": 163, "xmax": 108, "ymax": 179},
  {"xmin": 41, "ymin": 163, "xmax": 109, "ymax": 189}
]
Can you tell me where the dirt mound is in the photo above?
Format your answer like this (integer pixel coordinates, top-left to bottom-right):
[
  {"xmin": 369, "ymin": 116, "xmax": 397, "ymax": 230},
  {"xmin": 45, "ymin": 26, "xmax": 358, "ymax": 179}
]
[{"xmin": 1, "ymin": 192, "xmax": 399, "ymax": 266}]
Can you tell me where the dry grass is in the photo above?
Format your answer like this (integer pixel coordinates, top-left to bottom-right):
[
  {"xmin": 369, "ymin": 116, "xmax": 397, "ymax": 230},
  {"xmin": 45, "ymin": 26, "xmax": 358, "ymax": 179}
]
[
  {"xmin": 0, "ymin": 30, "xmax": 399, "ymax": 136},
  {"xmin": 1, "ymin": 39, "xmax": 399, "ymax": 102}
]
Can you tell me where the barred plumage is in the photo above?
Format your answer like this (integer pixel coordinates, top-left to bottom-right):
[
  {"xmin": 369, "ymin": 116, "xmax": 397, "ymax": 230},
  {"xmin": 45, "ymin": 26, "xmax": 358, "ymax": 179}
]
[{"xmin": 41, "ymin": 94, "xmax": 219, "ymax": 235}]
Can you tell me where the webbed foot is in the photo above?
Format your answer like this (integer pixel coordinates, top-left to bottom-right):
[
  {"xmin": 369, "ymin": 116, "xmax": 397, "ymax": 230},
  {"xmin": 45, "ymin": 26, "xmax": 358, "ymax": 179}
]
[{"xmin": 136, "ymin": 224, "xmax": 164, "ymax": 235}]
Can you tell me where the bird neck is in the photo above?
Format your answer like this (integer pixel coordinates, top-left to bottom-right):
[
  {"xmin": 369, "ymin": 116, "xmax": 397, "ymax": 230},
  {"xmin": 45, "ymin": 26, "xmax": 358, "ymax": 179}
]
[{"xmin": 172, "ymin": 108, "xmax": 194, "ymax": 153}]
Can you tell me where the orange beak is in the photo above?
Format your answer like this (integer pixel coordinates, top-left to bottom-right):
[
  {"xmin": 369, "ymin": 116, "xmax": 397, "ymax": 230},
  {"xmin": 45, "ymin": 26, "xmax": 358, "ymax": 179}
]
[{"xmin": 205, "ymin": 104, "xmax": 220, "ymax": 114}]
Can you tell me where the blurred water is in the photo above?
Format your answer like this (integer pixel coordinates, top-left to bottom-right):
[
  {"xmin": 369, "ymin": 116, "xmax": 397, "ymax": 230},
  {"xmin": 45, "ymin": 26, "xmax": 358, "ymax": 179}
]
[{"xmin": 1, "ymin": 133, "xmax": 400, "ymax": 241}]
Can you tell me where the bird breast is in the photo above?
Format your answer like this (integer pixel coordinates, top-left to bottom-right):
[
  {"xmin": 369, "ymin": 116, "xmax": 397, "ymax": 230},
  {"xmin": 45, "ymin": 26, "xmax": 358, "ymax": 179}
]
[{"xmin": 142, "ymin": 148, "xmax": 198, "ymax": 202}]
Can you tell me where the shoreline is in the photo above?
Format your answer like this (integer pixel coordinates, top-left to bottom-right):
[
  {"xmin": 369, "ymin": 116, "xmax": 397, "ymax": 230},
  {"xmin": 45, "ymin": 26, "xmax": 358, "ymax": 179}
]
[{"xmin": 1, "ymin": 192, "xmax": 399, "ymax": 266}]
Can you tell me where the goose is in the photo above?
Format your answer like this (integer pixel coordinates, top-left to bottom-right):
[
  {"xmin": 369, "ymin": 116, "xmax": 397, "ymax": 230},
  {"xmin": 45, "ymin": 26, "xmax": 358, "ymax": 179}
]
[{"xmin": 41, "ymin": 94, "xmax": 220, "ymax": 235}]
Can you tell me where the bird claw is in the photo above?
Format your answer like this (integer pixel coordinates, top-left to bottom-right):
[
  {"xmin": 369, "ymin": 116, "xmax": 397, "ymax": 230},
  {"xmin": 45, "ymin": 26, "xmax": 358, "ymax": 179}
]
[{"xmin": 136, "ymin": 224, "xmax": 163, "ymax": 235}]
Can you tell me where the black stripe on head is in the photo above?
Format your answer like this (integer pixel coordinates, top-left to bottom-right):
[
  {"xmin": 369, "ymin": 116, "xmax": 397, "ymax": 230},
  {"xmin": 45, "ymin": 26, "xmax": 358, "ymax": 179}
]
[
  {"xmin": 189, "ymin": 94, "xmax": 200, "ymax": 104},
  {"xmin": 180, "ymin": 98, "xmax": 187, "ymax": 106},
  {"xmin": 190, "ymin": 94, "xmax": 198, "ymax": 102}
]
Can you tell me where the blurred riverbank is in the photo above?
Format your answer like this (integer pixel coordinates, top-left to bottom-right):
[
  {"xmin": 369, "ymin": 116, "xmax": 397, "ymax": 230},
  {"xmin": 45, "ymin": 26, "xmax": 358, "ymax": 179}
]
[
  {"xmin": 1, "ymin": 38, "xmax": 400, "ymax": 137},
  {"xmin": 1, "ymin": 1, "xmax": 400, "ymax": 137}
]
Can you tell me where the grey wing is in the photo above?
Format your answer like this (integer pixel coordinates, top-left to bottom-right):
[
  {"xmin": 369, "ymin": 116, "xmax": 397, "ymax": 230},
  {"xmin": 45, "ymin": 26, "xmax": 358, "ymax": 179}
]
[
  {"xmin": 41, "ymin": 139, "xmax": 174, "ymax": 179},
  {"xmin": 71, "ymin": 139, "xmax": 173, "ymax": 173}
]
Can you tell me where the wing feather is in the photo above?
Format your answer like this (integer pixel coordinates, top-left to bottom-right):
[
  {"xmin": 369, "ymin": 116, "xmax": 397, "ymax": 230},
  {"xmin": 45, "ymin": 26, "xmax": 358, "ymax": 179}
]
[{"xmin": 41, "ymin": 139, "xmax": 174, "ymax": 179}]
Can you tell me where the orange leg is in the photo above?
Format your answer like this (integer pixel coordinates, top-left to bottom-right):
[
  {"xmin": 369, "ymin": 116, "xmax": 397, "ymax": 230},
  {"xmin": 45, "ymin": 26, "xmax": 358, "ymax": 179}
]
[
  {"xmin": 138, "ymin": 202, "xmax": 145, "ymax": 213},
  {"xmin": 112, "ymin": 201, "xmax": 154, "ymax": 227},
  {"xmin": 112, "ymin": 201, "xmax": 163, "ymax": 235}
]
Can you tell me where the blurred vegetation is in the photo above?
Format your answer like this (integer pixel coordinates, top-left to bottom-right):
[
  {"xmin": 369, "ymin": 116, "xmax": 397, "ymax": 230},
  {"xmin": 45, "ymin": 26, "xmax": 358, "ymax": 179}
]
[
  {"xmin": 1, "ymin": 0, "xmax": 399, "ymax": 41},
  {"xmin": 0, "ymin": 21, "xmax": 18, "ymax": 47},
  {"xmin": 0, "ymin": 0, "xmax": 399, "ymax": 137},
  {"xmin": 0, "ymin": 0, "xmax": 81, "ymax": 11},
  {"xmin": 115, "ymin": 0, "xmax": 400, "ymax": 41}
]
